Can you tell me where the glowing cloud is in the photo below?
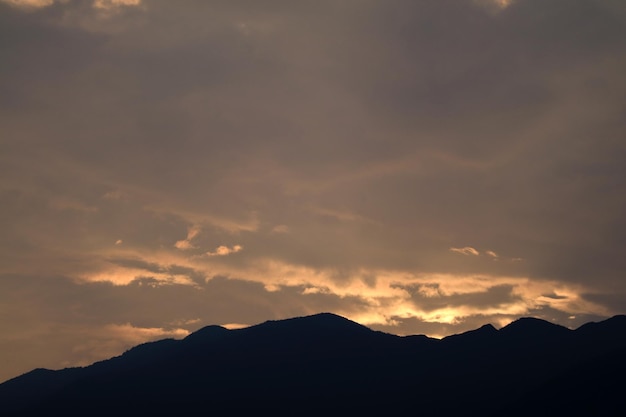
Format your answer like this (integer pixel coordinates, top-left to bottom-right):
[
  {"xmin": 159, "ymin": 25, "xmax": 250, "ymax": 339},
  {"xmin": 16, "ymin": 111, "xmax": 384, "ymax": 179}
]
[
  {"xmin": 450, "ymin": 247, "xmax": 480, "ymax": 256},
  {"xmin": 210, "ymin": 259, "xmax": 609, "ymax": 330},
  {"xmin": 491, "ymin": 0, "xmax": 514, "ymax": 9},
  {"xmin": 206, "ymin": 245, "xmax": 243, "ymax": 257},
  {"xmin": 174, "ymin": 226, "xmax": 201, "ymax": 250},
  {"xmin": 0, "ymin": 0, "xmax": 54, "ymax": 8},
  {"xmin": 472, "ymin": 0, "xmax": 515, "ymax": 13},
  {"xmin": 82, "ymin": 265, "xmax": 198, "ymax": 287},
  {"xmin": 174, "ymin": 240, "xmax": 194, "ymax": 250},
  {"xmin": 145, "ymin": 204, "xmax": 259, "ymax": 234},
  {"xmin": 68, "ymin": 323, "xmax": 189, "ymax": 363},
  {"xmin": 103, "ymin": 323, "xmax": 189, "ymax": 344},
  {"xmin": 93, "ymin": 0, "xmax": 141, "ymax": 10},
  {"xmin": 222, "ymin": 323, "xmax": 250, "ymax": 330},
  {"xmin": 1, "ymin": 0, "xmax": 142, "ymax": 9}
]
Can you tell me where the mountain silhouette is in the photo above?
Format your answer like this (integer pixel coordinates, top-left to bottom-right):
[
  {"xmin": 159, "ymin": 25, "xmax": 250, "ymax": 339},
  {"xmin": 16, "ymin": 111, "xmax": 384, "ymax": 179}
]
[{"xmin": 1, "ymin": 312, "xmax": 625, "ymax": 416}]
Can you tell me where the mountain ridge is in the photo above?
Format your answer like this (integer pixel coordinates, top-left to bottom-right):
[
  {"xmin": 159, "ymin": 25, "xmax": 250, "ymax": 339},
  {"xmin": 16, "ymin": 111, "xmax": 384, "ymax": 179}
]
[{"xmin": 1, "ymin": 312, "xmax": 625, "ymax": 416}]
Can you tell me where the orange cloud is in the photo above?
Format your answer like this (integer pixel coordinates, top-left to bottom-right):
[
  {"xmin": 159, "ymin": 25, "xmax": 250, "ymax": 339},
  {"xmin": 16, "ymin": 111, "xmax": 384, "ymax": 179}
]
[
  {"xmin": 174, "ymin": 226, "xmax": 201, "ymax": 250},
  {"xmin": 0, "ymin": 0, "xmax": 54, "ymax": 8},
  {"xmin": 206, "ymin": 245, "xmax": 243, "ymax": 257},
  {"xmin": 449, "ymin": 247, "xmax": 480, "ymax": 256},
  {"xmin": 93, "ymin": 0, "xmax": 141, "ymax": 10}
]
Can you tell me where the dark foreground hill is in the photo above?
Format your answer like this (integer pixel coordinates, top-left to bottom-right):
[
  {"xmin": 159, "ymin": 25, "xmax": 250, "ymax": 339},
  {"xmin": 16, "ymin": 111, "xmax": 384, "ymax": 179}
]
[{"xmin": 1, "ymin": 313, "xmax": 626, "ymax": 416}]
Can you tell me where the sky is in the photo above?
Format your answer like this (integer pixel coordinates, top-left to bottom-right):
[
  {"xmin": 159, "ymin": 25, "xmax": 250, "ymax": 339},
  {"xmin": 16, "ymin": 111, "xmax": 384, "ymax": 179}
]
[{"xmin": 1, "ymin": 0, "xmax": 625, "ymax": 383}]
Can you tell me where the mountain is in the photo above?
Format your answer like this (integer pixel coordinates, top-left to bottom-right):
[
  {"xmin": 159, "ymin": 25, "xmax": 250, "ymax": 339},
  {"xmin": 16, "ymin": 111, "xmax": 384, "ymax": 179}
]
[{"xmin": 1, "ymin": 312, "xmax": 625, "ymax": 416}]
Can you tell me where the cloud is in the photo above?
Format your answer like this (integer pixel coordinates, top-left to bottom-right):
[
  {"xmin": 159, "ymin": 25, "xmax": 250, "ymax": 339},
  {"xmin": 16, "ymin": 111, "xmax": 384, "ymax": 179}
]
[
  {"xmin": 270, "ymin": 225, "xmax": 290, "ymax": 234},
  {"xmin": 221, "ymin": 323, "xmax": 249, "ymax": 330},
  {"xmin": 80, "ymin": 256, "xmax": 203, "ymax": 287},
  {"xmin": 0, "ymin": 0, "xmax": 142, "ymax": 10},
  {"xmin": 0, "ymin": 0, "xmax": 53, "ymax": 8},
  {"xmin": 101, "ymin": 322, "xmax": 189, "ymax": 344},
  {"xmin": 174, "ymin": 240, "xmax": 194, "ymax": 250},
  {"xmin": 102, "ymin": 190, "xmax": 123, "ymax": 200},
  {"xmin": 93, "ymin": 0, "xmax": 140, "ymax": 10},
  {"xmin": 66, "ymin": 322, "xmax": 189, "ymax": 369},
  {"xmin": 472, "ymin": 0, "xmax": 515, "ymax": 13},
  {"xmin": 206, "ymin": 245, "xmax": 243, "ymax": 257},
  {"xmin": 49, "ymin": 197, "xmax": 98, "ymax": 213},
  {"xmin": 145, "ymin": 204, "xmax": 259, "ymax": 235},
  {"xmin": 1, "ymin": 0, "xmax": 625, "ymax": 384},
  {"xmin": 0, "ymin": 265, "xmax": 615, "ymax": 383},
  {"xmin": 308, "ymin": 205, "xmax": 378, "ymax": 224},
  {"xmin": 84, "ymin": 267, "xmax": 198, "ymax": 287},
  {"xmin": 174, "ymin": 225, "xmax": 201, "ymax": 250},
  {"xmin": 450, "ymin": 247, "xmax": 480, "ymax": 256}
]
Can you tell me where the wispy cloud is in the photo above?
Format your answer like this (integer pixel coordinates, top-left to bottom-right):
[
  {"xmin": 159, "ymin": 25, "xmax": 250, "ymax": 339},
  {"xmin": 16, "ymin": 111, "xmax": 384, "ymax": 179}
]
[
  {"xmin": 49, "ymin": 197, "xmax": 98, "ymax": 213},
  {"xmin": 270, "ymin": 225, "xmax": 290, "ymax": 234},
  {"xmin": 102, "ymin": 190, "xmax": 123, "ymax": 200},
  {"xmin": 1, "ymin": 0, "xmax": 142, "ymax": 9},
  {"xmin": 174, "ymin": 226, "xmax": 201, "ymax": 250},
  {"xmin": 0, "ymin": 0, "xmax": 53, "ymax": 8},
  {"xmin": 450, "ymin": 247, "xmax": 480, "ymax": 256},
  {"xmin": 145, "ymin": 204, "xmax": 259, "ymax": 234},
  {"xmin": 93, "ymin": 0, "xmax": 141, "ymax": 10},
  {"xmin": 174, "ymin": 240, "xmax": 194, "ymax": 250},
  {"xmin": 472, "ymin": 0, "xmax": 515, "ymax": 13}
]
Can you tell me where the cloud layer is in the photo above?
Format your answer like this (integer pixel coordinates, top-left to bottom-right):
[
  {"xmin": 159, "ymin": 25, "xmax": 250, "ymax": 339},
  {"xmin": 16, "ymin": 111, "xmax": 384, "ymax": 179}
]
[{"xmin": 1, "ymin": 0, "xmax": 625, "ymax": 382}]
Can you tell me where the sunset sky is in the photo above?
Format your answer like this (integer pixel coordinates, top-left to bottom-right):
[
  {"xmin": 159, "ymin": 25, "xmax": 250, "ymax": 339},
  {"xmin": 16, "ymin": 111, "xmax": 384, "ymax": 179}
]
[{"xmin": 1, "ymin": 0, "xmax": 625, "ymax": 383}]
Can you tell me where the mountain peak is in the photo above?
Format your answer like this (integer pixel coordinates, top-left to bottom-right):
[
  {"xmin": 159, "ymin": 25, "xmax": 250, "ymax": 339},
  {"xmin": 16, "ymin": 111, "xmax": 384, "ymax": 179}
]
[
  {"xmin": 184, "ymin": 324, "xmax": 230, "ymax": 343},
  {"xmin": 499, "ymin": 317, "xmax": 571, "ymax": 342},
  {"xmin": 478, "ymin": 323, "xmax": 497, "ymax": 332},
  {"xmin": 255, "ymin": 312, "xmax": 370, "ymax": 330},
  {"xmin": 442, "ymin": 322, "xmax": 498, "ymax": 345},
  {"xmin": 227, "ymin": 312, "xmax": 381, "ymax": 347},
  {"xmin": 501, "ymin": 317, "xmax": 569, "ymax": 331}
]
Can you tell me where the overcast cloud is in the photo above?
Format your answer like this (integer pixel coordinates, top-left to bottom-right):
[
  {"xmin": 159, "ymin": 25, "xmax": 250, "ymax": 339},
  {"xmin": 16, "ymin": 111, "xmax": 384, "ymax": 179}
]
[{"xmin": 1, "ymin": 0, "xmax": 625, "ymax": 382}]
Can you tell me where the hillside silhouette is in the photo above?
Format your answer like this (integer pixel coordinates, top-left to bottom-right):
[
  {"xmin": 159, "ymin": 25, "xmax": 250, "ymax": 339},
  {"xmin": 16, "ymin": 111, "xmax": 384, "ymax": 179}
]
[{"xmin": 1, "ymin": 312, "xmax": 625, "ymax": 416}]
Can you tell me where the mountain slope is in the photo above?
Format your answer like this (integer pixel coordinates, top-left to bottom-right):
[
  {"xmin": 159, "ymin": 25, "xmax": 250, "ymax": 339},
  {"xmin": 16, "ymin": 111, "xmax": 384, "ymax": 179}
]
[{"xmin": 1, "ymin": 313, "xmax": 625, "ymax": 416}]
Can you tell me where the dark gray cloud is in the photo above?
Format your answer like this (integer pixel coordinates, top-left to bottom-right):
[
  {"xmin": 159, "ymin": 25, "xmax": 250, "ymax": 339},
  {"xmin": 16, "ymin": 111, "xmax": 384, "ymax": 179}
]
[{"xmin": 1, "ymin": 0, "xmax": 625, "ymax": 383}]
